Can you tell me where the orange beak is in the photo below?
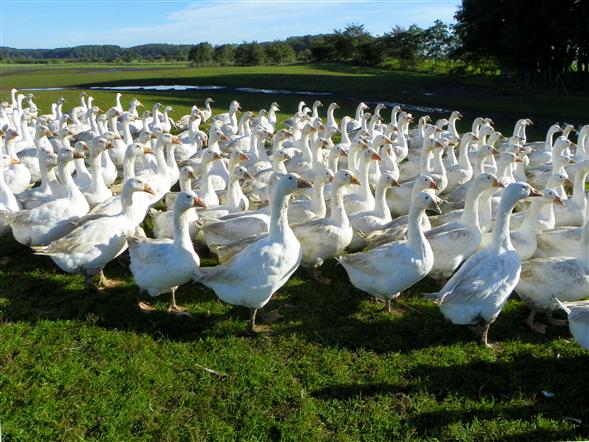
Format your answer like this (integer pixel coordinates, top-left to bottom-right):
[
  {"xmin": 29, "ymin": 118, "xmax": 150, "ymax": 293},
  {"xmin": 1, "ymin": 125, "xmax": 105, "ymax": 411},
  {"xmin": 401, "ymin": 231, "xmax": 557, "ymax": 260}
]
[
  {"xmin": 73, "ymin": 151, "xmax": 85, "ymax": 160},
  {"xmin": 239, "ymin": 152, "xmax": 249, "ymax": 161},
  {"xmin": 143, "ymin": 146, "xmax": 153, "ymax": 155},
  {"xmin": 529, "ymin": 187, "xmax": 543, "ymax": 197},
  {"xmin": 143, "ymin": 184, "xmax": 156, "ymax": 195},
  {"xmin": 391, "ymin": 178, "xmax": 400, "ymax": 187},
  {"xmin": 553, "ymin": 196, "xmax": 565, "ymax": 207},
  {"xmin": 296, "ymin": 177, "xmax": 313, "ymax": 189},
  {"xmin": 193, "ymin": 195, "xmax": 207, "ymax": 208},
  {"xmin": 371, "ymin": 152, "xmax": 382, "ymax": 161},
  {"xmin": 105, "ymin": 142, "xmax": 114, "ymax": 149},
  {"xmin": 492, "ymin": 178, "xmax": 505, "ymax": 188},
  {"xmin": 10, "ymin": 158, "xmax": 21, "ymax": 165},
  {"xmin": 385, "ymin": 138, "xmax": 393, "ymax": 145},
  {"xmin": 340, "ymin": 149, "xmax": 348, "ymax": 157},
  {"xmin": 172, "ymin": 136, "xmax": 182, "ymax": 145},
  {"xmin": 213, "ymin": 152, "xmax": 222, "ymax": 160},
  {"xmin": 350, "ymin": 175, "xmax": 361, "ymax": 185},
  {"xmin": 429, "ymin": 180, "xmax": 439, "ymax": 190}
]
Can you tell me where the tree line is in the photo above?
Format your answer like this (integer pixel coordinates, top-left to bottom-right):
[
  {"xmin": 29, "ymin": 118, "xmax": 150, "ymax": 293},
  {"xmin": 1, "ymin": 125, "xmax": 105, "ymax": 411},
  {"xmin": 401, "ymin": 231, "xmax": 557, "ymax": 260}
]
[{"xmin": 1, "ymin": 0, "xmax": 587, "ymax": 89}]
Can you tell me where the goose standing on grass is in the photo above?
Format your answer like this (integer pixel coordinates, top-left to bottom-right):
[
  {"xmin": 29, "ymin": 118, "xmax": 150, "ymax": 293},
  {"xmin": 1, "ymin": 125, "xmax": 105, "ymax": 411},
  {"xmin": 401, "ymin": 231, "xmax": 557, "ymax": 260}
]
[
  {"xmin": 424, "ymin": 182, "xmax": 543, "ymax": 348},
  {"xmin": 340, "ymin": 192, "xmax": 441, "ymax": 312},
  {"xmin": 516, "ymin": 221, "xmax": 589, "ymax": 334},
  {"xmin": 193, "ymin": 174, "xmax": 311, "ymax": 332},
  {"xmin": 426, "ymin": 173, "xmax": 504, "ymax": 281},
  {"xmin": 33, "ymin": 178, "xmax": 156, "ymax": 290},
  {"xmin": 292, "ymin": 169, "xmax": 360, "ymax": 283},
  {"xmin": 130, "ymin": 191, "xmax": 207, "ymax": 314}
]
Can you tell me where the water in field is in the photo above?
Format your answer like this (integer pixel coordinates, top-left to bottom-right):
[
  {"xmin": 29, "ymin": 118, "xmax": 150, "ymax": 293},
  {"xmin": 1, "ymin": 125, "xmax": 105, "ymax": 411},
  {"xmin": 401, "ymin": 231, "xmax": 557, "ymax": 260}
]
[{"xmin": 21, "ymin": 85, "xmax": 451, "ymax": 114}]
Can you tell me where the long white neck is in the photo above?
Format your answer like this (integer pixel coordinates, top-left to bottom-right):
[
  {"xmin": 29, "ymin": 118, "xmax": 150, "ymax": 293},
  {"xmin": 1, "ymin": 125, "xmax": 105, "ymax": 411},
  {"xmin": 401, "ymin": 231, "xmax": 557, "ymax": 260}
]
[
  {"xmin": 268, "ymin": 186, "xmax": 291, "ymax": 240},
  {"xmin": 122, "ymin": 119, "xmax": 133, "ymax": 145},
  {"xmin": 373, "ymin": 181, "xmax": 391, "ymax": 220},
  {"xmin": 457, "ymin": 139, "xmax": 472, "ymax": 171},
  {"xmin": 358, "ymin": 158, "xmax": 375, "ymax": 204},
  {"xmin": 517, "ymin": 198, "xmax": 548, "ymax": 238},
  {"xmin": 407, "ymin": 204, "xmax": 428, "ymax": 254},
  {"xmin": 174, "ymin": 207, "xmax": 195, "ymax": 250},
  {"xmin": 330, "ymin": 184, "xmax": 350, "ymax": 226},
  {"xmin": 90, "ymin": 152, "xmax": 108, "ymax": 194},
  {"xmin": 490, "ymin": 192, "xmax": 519, "ymax": 251},
  {"xmin": 459, "ymin": 183, "xmax": 482, "ymax": 230},
  {"xmin": 340, "ymin": 120, "xmax": 351, "ymax": 145},
  {"xmin": 310, "ymin": 179, "xmax": 327, "ymax": 217},
  {"xmin": 300, "ymin": 131, "xmax": 313, "ymax": 163},
  {"xmin": 572, "ymin": 169, "xmax": 588, "ymax": 207}
]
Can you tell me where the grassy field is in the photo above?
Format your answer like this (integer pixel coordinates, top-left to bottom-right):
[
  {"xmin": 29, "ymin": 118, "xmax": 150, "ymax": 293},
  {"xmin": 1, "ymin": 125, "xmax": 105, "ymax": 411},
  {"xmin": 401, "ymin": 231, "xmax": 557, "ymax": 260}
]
[{"xmin": 1, "ymin": 63, "xmax": 589, "ymax": 441}]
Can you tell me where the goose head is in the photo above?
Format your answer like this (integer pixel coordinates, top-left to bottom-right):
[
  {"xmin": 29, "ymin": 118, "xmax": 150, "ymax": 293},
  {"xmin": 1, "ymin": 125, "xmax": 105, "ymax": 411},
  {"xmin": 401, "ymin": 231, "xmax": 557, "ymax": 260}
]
[
  {"xmin": 206, "ymin": 97, "xmax": 214, "ymax": 105},
  {"xmin": 176, "ymin": 190, "xmax": 207, "ymax": 211},
  {"xmin": 91, "ymin": 137, "xmax": 114, "ymax": 155},
  {"xmin": 164, "ymin": 106, "xmax": 174, "ymax": 114},
  {"xmin": 379, "ymin": 171, "xmax": 400, "ymax": 189},
  {"xmin": 74, "ymin": 141, "xmax": 89, "ymax": 153},
  {"xmin": 125, "ymin": 142, "xmax": 152, "ymax": 161},
  {"xmin": 315, "ymin": 167, "xmax": 335, "ymax": 184},
  {"xmin": 328, "ymin": 102, "xmax": 340, "ymax": 112},
  {"xmin": 450, "ymin": 110, "xmax": 463, "ymax": 120},
  {"xmin": 504, "ymin": 182, "xmax": 543, "ymax": 203},
  {"xmin": 546, "ymin": 173, "xmax": 573, "ymax": 189},
  {"xmin": 333, "ymin": 169, "xmax": 360, "ymax": 188},
  {"xmin": 201, "ymin": 149, "xmax": 223, "ymax": 165},
  {"xmin": 180, "ymin": 165, "xmax": 197, "ymax": 181},
  {"xmin": 124, "ymin": 177, "xmax": 156, "ymax": 196},
  {"xmin": 57, "ymin": 146, "xmax": 84, "ymax": 165},
  {"xmin": 40, "ymin": 146, "xmax": 58, "ymax": 168},
  {"xmin": 474, "ymin": 173, "xmax": 505, "ymax": 192},
  {"xmin": 359, "ymin": 148, "xmax": 382, "ymax": 165},
  {"xmin": 277, "ymin": 173, "xmax": 312, "ymax": 195},
  {"xmin": 270, "ymin": 102, "xmax": 279, "ymax": 112},
  {"xmin": 332, "ymin": 145, "xmax": 348, "ymax": 158},
  {"xmin": 233, "ymin": 165, "xmax": 254, "ymax": 181},
  {"xmin": 274, "ymin": 149, "xmax": 293, "ymax": 164},
  {"xmin": 230, "ymin": 100, "xmax": 241, "ymax": 112},
  {"xmin": 414, "ymin": 175, "xmax": 439, "ymax": 193},
  {"xmin": 540, "ymin": 188, "xmax": 565, "ymax": 208},
  {"xmin": 230, "ymin": 150, "xmax": 249, "ymax": 163},
  {"xmin": 414, "ymin": 191, "xmax": 442, "ymax": 214}
]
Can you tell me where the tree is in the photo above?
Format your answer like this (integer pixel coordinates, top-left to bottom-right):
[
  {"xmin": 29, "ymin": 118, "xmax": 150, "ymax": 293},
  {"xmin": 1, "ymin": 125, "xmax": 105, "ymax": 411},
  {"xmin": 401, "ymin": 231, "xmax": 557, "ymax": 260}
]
[
  {"xmin": 454, "ymin": 0, "xmax": 589, "ymax": 88},
  {"xmin": 213, "ymin": 44, "xmax": 235, "ymax": 66},
  {"xmin": 423, "ymin": 20, "xmax": 452, "ymax": 69},
  {"xmin": 265, "ymin": 42, "xmax": 295, "ymax": 64},
  {"xmin": 188, "ymin": 42, "xmax": 214, "ymax": 65},
  {"xmin": 381, "ymin": 25, "xmax": 426, "ymax": 69},
  {"xmin": 234, "ymin": 42, "xmax": 266, "ymax": 66}
]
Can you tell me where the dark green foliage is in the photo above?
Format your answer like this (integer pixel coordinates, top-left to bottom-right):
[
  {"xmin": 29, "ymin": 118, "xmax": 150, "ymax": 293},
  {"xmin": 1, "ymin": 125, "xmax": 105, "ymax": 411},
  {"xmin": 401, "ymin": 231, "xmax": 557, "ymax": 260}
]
[
  {"xmin": 234, "ymin": 42, "xmax": 266, "ymax": 66},
  {"xmin": 189, "ymin": 42, "xmax": 214, "ymax": 66},
  {"xmin": 213, "ymin": 44, "xmax": 236, "ymax": 66},
  {"xmin": 454, "ymin": 0, "xmax": 589, "ymax": 88}
]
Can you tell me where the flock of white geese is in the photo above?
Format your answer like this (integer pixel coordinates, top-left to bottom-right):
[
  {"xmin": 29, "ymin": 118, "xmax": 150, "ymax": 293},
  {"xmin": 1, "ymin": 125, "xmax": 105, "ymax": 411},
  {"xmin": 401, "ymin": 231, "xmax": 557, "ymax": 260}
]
[{"xmin": 1, "ymin": 89, "xmax": 588, "ymax": 348}]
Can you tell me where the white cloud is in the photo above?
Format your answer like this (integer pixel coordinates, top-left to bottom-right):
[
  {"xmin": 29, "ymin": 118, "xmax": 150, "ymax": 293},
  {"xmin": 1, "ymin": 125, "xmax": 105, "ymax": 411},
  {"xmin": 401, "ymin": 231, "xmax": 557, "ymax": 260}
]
[{"xmin": 4, "ymin": 0, "xmax": 461, "ymax": 47}]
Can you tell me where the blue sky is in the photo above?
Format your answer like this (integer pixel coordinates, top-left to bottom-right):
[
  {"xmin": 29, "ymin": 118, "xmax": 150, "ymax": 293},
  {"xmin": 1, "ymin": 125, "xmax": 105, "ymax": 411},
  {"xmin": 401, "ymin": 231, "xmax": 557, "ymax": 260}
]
[{"xmin": 0, "ymin": 0, "xmax": 460, "ymax": 49}]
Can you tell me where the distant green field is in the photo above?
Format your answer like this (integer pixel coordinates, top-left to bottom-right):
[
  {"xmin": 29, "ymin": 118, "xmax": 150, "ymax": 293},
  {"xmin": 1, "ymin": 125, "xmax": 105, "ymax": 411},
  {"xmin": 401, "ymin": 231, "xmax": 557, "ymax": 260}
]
[
  {"xmin": 1, "ymin": 63, "xmax": 589, "ymax": 441},
  {"xmin": 2, "ymin": 63, "xmax": 588, "ymax": 138}
]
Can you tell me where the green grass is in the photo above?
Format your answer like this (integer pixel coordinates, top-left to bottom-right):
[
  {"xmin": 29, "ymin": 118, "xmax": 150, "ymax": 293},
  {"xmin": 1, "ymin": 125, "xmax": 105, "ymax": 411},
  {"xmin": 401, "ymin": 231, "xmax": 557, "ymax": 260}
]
[
  {"xmin": 1, "ymin": 63, "xmax": 589, "ymax": 440},
  {"xmin": 1, "ymin": 63, "xmax": 588, "ymax": 139}
]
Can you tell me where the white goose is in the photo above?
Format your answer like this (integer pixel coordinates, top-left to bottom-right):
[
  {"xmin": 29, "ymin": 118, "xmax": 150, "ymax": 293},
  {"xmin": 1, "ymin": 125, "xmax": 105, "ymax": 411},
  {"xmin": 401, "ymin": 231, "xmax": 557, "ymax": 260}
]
[
  {"xmin": 517, "ymin": 221, "xmax": 589, "ymax": 334},
  {"xmin": 129, "ymin": 191, "xmax": 206, "ymax": 313},
  {"xmin": 348, "ymin": 171, "xmax": 400, "ymax": 251},
  {"xmin": 424, "ymin": 182, "xmax": 543, "ymax": 347},
  {"xmin": 510, "ymin": 189, "xmax": 564, "ymax": 260},
  {"xmin": 292, "ymin": 169, "xmax": 360, "ymax": 283},
  {"xmin": 553, "ymin": 160, "xmax": 589, "ymax": 227},
  {"xmin": 443, "ymin": 132, "xmax": 479, "ymax": 194},
  {"xmin": 340, "ymin": 191, "xmax": 441, "ymax": 312},
  {"xmin": 1, "ymin": 146, "xmax": 89, "ymax": 246},
  {"xmin": 34, "ymin": 178, "xmax": 156, "ymax": 289},
  {"xmin": 426, "ymin": 173, "xmax": 505, "ymax": 280},
  {"xmin": 194, "ymin": 173, "xmax": 310, "ymax": 331}
]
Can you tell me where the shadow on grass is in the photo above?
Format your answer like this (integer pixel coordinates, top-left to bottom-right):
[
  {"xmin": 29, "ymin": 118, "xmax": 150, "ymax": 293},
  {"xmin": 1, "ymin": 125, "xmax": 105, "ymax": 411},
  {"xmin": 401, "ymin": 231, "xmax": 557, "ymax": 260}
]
[
  {"xmin": 311, "ymin": 353, "xmax": 589, "ymax": 439},
  {"xmin": 0, "ymin": 236, "xmax": 572, "ymax": 351}
]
